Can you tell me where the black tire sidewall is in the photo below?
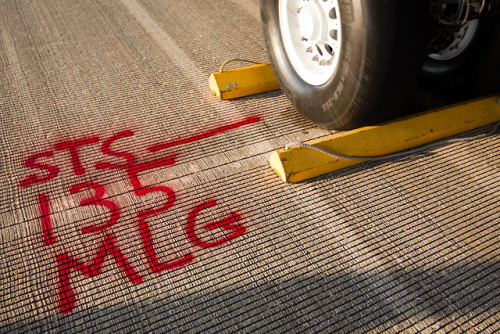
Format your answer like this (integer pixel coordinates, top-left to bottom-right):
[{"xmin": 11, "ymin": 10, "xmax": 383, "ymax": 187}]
[
  {"xmin": 261, "ymin": 0, "xmax": 428, "ymax": 129},
  {"xmin": 261, "ymin": 0, "xmax": 366, "ymax": 128},
  {"xmin": 261, "ymin": 0, "xmax": 366, "ymax": 129}
]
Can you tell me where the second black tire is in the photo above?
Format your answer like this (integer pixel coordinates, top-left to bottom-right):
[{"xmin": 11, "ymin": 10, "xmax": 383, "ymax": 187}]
[{"xmin": 421, "ymin": 17, "xmax": 500, "ymax": 99}]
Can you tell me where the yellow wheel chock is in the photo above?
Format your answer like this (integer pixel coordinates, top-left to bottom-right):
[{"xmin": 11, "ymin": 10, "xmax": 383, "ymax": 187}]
[
  {"xmin": 270, "ymin": 96, "xmax": 500, "ymax": 183},
  {"xmin": 209, "ymin": 59, "xmax": 280, "ymax": 100}
]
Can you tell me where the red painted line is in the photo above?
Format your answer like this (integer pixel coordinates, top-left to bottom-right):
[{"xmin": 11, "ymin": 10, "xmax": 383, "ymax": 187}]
[
  {"xmin": 54, "ymin": 137, "xmax": 100, "ymax": 175},
  {"xmin": 148, "ymin": 116, "xmax": 261, "ymax": 152},
  {"xmin": 38, "ymin": 194, "xmax": 56, "ymax": 246},
  {"xmin": 186, "ymin": 199, "xmax": 245, "ymax": 249},
  {"xmin": 56, "ymin": 234, "xmax": 143, "ymax": 313},
  {"xmin": 19, "ymin": 151, "xmax": 60, "ymax": 188}
]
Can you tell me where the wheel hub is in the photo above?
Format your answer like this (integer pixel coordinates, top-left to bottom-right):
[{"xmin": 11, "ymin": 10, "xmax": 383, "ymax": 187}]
[
  {"xmin": 279, "ymin": 0, "xmax": 342, "ymax": 86},
  {"xmin": 298, "ymin": 3, "xmax": 328, "ymax": 44},
  {"xmin": 428, "ymin": 20, "xmax": 479, "ymax": 60}
]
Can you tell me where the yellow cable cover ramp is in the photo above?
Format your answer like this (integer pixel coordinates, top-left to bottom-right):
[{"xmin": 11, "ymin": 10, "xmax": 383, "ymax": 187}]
[{"xmin": 270, "ymin": 96, "xmax": 500, "ymax": 183}]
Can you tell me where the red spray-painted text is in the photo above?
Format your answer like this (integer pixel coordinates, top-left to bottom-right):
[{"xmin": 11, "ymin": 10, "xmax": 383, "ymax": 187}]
[{"xmin": 19, "ymin": 116, "xmax": 260, "ymax": 313}]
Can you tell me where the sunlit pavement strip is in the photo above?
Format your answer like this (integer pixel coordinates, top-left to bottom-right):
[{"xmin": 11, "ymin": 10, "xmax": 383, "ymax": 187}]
[{"xmin": 1, "ymin": 0, "xmax": 499, "ymax": 333}]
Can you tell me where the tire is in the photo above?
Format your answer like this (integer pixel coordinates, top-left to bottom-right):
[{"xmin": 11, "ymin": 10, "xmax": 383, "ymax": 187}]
[
  {"xmin": 260, "ymin": 0, "xmax": 429, "ymax": 130},
  {"xmin": 421, "ymin": 17, "xmax": 500, "ymax": 98}
]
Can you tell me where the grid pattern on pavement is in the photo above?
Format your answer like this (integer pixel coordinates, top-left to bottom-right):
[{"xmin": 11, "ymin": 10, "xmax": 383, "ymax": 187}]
[{"xmin": 1, "ymin": 0, "xmax": 499, "ymax": 333}]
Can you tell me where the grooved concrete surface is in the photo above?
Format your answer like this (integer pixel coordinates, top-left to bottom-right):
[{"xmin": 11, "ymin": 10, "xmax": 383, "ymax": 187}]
[{"xmin": 1, "ymin": 0, "xmax": 499, "ymax": 333}]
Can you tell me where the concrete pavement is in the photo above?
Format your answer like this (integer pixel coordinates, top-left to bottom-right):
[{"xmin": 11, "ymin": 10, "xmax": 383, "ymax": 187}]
[{"xmin": 1, "ymin": 0, "xmax": 499, "ymax": 332}]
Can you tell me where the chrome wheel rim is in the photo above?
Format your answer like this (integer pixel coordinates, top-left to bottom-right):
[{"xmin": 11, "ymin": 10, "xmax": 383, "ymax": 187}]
[
  {"xmin": 429, "ymin": 20, "xmax": 479, "ymax": 61},
  {"xmin": 279, "ymin": 0, "xmax": 342, "ymax": 86}
]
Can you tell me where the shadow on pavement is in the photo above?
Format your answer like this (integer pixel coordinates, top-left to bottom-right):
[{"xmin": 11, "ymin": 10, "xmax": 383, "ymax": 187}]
[{"xmin": 4, "ymin": 261, "xmax": 499, "ymax": 333}]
